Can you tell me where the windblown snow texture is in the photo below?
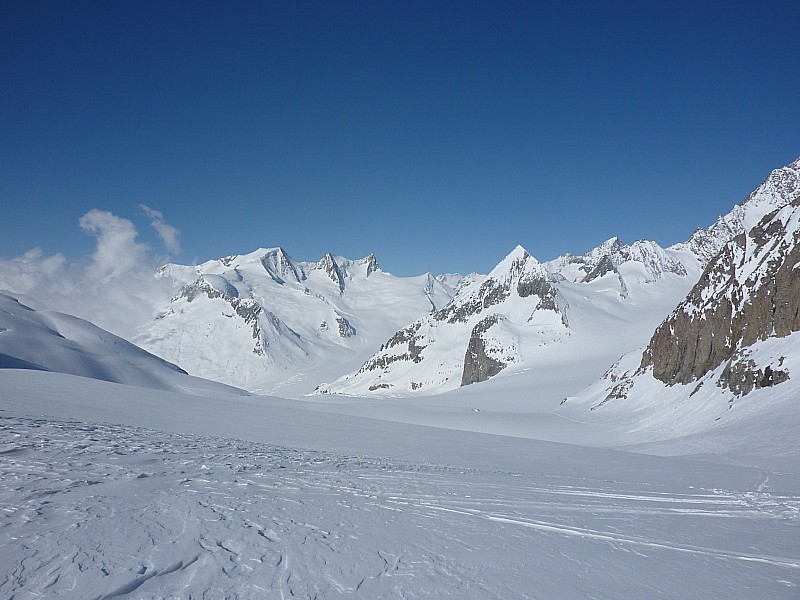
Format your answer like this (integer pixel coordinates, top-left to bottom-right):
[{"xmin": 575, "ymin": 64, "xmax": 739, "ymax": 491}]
[{"xmin": 1, "ymin": 374, "xmax": 799, "ymax": 600}]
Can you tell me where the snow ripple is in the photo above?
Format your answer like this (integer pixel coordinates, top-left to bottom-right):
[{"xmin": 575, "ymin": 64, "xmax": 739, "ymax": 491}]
[{"xmin": 1, "ymin": 416, "xmax": 798, "ymax": 599}]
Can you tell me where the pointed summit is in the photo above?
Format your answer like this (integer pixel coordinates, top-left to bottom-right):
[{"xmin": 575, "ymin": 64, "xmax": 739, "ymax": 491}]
[
  {"xmin": 319, "ymin": 253, "xmax": 346, "ymax": 293},
  {"xmin": 487, "ymin": 245, "xmax": 538, "ymax": 281},
  {"xmin": 260, "ymin": 247, "xmax": 304, "ymax": 285},
  {"xmin": 364, "ymin": 253, "xmax": 381, "ymax": 276}
]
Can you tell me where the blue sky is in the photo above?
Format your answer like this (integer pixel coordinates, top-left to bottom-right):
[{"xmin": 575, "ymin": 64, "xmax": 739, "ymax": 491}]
[{"xmin": 2, "ymin": 1, "xmax": 799, "ymax": 276}]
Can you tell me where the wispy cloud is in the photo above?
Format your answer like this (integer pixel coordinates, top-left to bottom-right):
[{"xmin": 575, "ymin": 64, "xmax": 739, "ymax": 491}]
[
  {"xmin": 0, "ymin": 208, "xmax": 181, "ymax": 339},
  {"xmin": 140, "ymin": 204, "xmax": 181, "ymax": 255}
]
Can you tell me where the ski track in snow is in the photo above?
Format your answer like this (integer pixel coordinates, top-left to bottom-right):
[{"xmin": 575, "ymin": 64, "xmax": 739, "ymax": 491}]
[{"xmin": 1, "ymin": 415, "xmax": 799, "ymax": 599}]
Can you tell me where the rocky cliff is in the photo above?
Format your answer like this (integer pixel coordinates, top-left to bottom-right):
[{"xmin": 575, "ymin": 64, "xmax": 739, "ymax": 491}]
[{"xmin": 641, "ymin": 196, "xmax": 800, "ymax": 395}]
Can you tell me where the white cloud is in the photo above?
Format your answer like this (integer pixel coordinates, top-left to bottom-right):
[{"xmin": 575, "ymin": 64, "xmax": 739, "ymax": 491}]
[
  {"xmin": 0, "ymin": 248, "xmax": 66, "ymax": 295},
  {"xmin": 79, "ymin": 209, "xmax": 149, "ymax": 280},
  {"xmin": 140, "ymin": 204, "xmax": 181, "ymax": 255},
  {"xmin": 0, "ymin": 209, "xmax": 179, "ymax": 340}
]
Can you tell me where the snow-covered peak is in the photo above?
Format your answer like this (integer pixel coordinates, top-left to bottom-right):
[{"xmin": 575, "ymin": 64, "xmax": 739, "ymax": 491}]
[
  {"xmin": 582, "ymin": 237, "xmax": 626, "ymax": 262},
  {"xmin": 362, "ymin": 253, "xmax": 381, "ymax": 276},
  {"xmin": 259, "ymin": 247, "xmax": 304, "ymax": 284},
  {"xmin": 626, "ymin": 239, "xmax": 688, "ymax": 280},
  {"xmin": 672, "ymin": 155, "xmax": 800, "ymax": 265},
  {"xmin": 740, "ymin": 156, "xmax": 800, "ymax": 225},
  {"xmin": 316, "ymin": 253, "xmax": 346, "ymax": 292},
  {"xmin": 486, "ymin": 245, "xmax": 542, "ymax": 283},
  {"xmin": 546, "ymin": 236, "xmax": 687, "ymax": 290},
  {"xmin": 204, "ymin": 247, "xmax": 281, "ymax": 270}
]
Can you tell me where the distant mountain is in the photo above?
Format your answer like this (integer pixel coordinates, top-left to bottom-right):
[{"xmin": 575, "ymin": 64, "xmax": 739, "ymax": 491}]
[
  {"xmin": 134, "ymin": 248, "xmax": 461, "ymax": 395},
  {"xmin": 562, "ymin": 164, "xmax": 800, "ymax": 432},
  {"xmin": 0, "ymin": 293, "xmax": 243, "ymax": 395},
  {"xmin": 318, "ymin": 156, "xmax": 800, "ymax": 397},
  {"xmin": 316, "ymin": 246, "xmax": 569, "ymax": 395},
  {"xmin": 317, "ymin": 238, "xmax": 698, "ymax": 396},
  {"xmin": 544, "ymin": 236, "xmax": 690, "ymax": 298}
]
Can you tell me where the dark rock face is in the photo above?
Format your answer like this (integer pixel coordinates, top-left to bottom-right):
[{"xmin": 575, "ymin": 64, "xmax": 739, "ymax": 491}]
[
  {"xmin": 319, "ymin": 253, "xmax": 346, "ymax": 293},
  {"xmin": 461, "ymin": 315, "xmax": 507, "ymax": 386},
  {"xmin": 718, "ymin": 355, "xmax": 789, "ymax": 396},
  {"xmin": 582, "ymin": 255, "xmax": 617, "ymax": 283},
  {"xmin": 641, "ymin": 197, "xmax": 800, "ymax": 394},
  {"xmin": 364, "ymin": 254, "xmax": 381, "ymax": 276},
  {"xmin": 641, "ymin": 237, "xmax": 743, "ymax": 385},
  {"xmin": 357, "ymin": 322, "xmax": 426, "ymax": 374},
  {"xmin": 336, "ymin": 315, "xmax": 356, "ymax": 338}
]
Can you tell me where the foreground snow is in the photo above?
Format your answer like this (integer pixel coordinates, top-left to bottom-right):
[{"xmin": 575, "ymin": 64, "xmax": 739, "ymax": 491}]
[{"xmin": 2, "ymin": 371, "xmax": 799, "ymax": 598}]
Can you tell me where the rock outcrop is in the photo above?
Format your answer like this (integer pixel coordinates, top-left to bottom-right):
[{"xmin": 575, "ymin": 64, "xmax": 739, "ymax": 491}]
[
  {"xmin": 641, "ymin": 196, "xmax": 800, "ymax": 394},
  {"xmin": 461, "ymin": 315, "xmax": 508, "ymax": 386}
]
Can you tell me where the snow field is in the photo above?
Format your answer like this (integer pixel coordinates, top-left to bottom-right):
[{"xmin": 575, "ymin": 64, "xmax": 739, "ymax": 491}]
[{"xmin": 2, "ymin": 383, "xmax": 799, "ymax": 599}]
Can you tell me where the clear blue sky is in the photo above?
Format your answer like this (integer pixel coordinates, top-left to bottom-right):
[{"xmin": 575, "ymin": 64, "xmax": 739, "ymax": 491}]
[{"xmin": 2, "ymin": 1, "xmax": 799, "ymax": 275}]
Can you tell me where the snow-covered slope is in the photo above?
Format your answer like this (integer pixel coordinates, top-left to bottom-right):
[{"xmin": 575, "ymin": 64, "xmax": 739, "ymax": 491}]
[
  {"xmin": 317, "ymin": 242, "xmax": 698, "ymax": 396},
  {"xmin": 563, "ymin": 191, "xmax": 800, "ymax": 438},
  {"xmin": 2, "ymin": 368, "xmax": 799, "ymax": 600},
  {"xmin": 135, "ymin": 248, "xmax": 460, "ymax": 395},
  {"xmin": 0, "ymin": 293, "xmax": 243, "ymax": 396}
]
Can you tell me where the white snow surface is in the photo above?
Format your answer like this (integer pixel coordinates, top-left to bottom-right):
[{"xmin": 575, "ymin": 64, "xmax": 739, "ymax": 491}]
[
  {"xmin": 1, "ymin": 369, "xmax": 799, "ymax": 599},
  {"xmin": 561, "ymin": 331, "xmax": 800, "ymax": 469},
  {"xmin": 0, "ymin": 293, "xmax": 243, "ymax": 397}
]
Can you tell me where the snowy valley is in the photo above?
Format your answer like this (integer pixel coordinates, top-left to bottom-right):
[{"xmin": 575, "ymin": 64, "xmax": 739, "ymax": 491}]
[{"xmin": 1, "ymin": 156, "xmax": 800, "ymax": 598}]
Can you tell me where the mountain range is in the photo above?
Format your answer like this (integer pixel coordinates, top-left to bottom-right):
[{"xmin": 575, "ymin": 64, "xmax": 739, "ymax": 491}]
[
  {"xmin": 318, "ymin": 157, "xmax": 799, "ymax": 398},
  {"xmin": 132, "ymin": 248, "xmax": 460, "ymax": 395},
  {"xmin": 2, "ymin": 156, "xmax": 798, "ymax": 413}
]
